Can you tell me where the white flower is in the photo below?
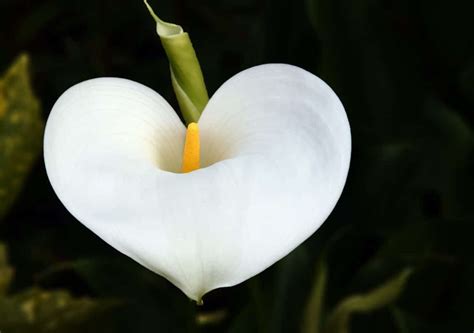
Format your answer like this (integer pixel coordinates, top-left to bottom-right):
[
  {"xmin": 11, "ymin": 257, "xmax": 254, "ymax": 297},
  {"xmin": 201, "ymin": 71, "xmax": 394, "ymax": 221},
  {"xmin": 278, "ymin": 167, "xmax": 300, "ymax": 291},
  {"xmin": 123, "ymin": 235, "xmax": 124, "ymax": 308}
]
[{"xmin": 44, "ymin": 64, "xmax": 351, "ymax": 302}]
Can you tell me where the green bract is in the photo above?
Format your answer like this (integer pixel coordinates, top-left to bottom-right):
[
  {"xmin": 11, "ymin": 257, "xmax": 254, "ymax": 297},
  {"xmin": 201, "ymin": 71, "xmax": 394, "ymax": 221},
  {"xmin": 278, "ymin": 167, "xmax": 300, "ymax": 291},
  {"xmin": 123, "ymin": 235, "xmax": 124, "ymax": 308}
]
[{"xmin": 144, "ymin": 0, "xmax": 209, "ymax": 124}]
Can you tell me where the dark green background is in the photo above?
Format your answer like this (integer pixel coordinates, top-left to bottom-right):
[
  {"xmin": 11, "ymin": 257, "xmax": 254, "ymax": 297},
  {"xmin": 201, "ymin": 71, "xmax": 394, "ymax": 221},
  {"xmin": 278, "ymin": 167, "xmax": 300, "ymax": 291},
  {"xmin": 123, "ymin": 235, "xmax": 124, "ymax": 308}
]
[{"xmin": 1, "ymin": 0, "xmax": 473, "ymax": 332}]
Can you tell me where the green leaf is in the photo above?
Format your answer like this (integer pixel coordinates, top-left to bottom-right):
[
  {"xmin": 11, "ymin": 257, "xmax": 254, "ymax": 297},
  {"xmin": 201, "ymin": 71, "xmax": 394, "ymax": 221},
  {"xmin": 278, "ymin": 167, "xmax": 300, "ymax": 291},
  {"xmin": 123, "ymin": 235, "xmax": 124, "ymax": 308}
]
[
  {"xmin": 0, "ymin": 288, "xmax": 118, "ymax": 333},
  {"xmin": 144, "ymin": 0, "xmax": 209, "ymax": 124},
  {"xmin": 324, "ymin": 268, "xmax": 413, "ymax": 333},
  {"xmin": 0, "ymin": 54, "xmax": 44, "ymax": 219},
  {"xmin": 0, "ymin": 242, "xmax": 14, "ymax": 295},
  {"xmin": 302, "ymin": 258, "xmax": 327, "ymax": 333},
  {"xmin": 0, "ymin": 243, "xmax": 117, "ymax": 332},
  {"xmin": 36, "ymin": 256, "xmax": 198, "ymax": 333}
]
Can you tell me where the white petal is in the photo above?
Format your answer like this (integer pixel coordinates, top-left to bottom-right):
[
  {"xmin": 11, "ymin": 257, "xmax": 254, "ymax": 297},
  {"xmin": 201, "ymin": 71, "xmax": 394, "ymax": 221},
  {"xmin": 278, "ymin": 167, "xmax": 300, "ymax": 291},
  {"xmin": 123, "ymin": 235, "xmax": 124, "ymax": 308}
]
[{"xmin": 44, "ymin": 65, "xmax": 351, "ymax": 301}]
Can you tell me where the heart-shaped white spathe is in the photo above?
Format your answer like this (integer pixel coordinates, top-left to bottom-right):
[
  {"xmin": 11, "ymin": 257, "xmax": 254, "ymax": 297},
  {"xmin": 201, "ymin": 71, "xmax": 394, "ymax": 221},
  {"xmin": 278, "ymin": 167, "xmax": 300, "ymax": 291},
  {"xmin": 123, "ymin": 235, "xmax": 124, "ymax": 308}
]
[{"xmin": 44, "ymin": 64, "xmax": 351, "ymax": 301}]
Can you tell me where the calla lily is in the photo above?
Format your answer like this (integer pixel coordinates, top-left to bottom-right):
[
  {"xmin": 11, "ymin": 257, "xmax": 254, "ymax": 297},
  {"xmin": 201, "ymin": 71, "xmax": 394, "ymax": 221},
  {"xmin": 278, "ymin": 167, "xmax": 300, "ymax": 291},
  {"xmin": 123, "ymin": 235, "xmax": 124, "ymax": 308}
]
[{"xmin": 44, "ymin": 64, "xmax": 351, "ymax": 302}]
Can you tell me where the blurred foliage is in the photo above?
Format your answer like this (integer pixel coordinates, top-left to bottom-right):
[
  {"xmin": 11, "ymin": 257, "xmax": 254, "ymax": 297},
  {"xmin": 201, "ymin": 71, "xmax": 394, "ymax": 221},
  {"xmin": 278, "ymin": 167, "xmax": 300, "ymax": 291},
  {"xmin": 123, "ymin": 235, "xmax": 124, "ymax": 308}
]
[
  {"xmin": 0, "ymin": 243, "xmax": 117, "ymax": 333},
  {"xmin": 0, "ymin": 0, "xmax": 473, "ymax": 332},
  {"xmin": 0, "ymin": 243, "xmax": 14, "ymax": 295},
  {"xmin": 302, "ymin": 258, "xmax": 327, "ymax": 333},
  {"xmin": 0, "ymin": 54, "xmax": 43, "ymax": 219},
  {"xmin": 324, "ymin": 268, "xmax": 412, "ymax": 333},
  {"xmin": 0, "ymin": 288, "xmax": 117, "ymax": 333}
]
